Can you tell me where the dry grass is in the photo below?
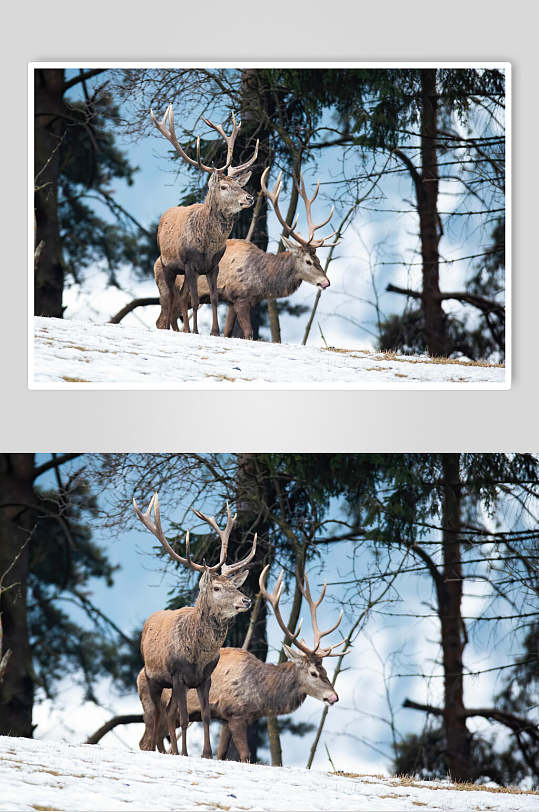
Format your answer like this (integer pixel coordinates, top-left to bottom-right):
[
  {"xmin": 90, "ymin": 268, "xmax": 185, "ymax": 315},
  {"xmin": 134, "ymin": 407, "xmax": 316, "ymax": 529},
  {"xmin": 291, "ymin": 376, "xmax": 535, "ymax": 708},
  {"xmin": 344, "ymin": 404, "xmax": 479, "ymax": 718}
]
[
  {"xmin": 61, "ymin": 376, "xmax": 90, "ymax": 383},
  {"xmin": 330, "ymin": 772, "xmax": 538, "ymax": 796},
  {"xmin": 322, "ymin": 346, "xmax": 504, "ymax": 369}
]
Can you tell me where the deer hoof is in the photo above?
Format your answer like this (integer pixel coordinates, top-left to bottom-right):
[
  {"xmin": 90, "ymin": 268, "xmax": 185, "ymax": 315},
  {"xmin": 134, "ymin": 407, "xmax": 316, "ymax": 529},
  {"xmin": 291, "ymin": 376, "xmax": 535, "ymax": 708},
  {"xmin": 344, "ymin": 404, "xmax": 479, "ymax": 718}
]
[{"xmin": 201, "ymin": 751, "xmax": 213, "ymax": 759}]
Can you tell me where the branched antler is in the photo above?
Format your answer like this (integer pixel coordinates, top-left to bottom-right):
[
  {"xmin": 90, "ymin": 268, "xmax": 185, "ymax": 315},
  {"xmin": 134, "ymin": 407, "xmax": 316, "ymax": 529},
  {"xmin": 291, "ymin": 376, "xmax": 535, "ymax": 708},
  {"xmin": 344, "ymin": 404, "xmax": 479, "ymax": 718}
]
[
  {"xmin": 261, "ymin": 167, "xmax": 339, "ymax": 249},
  {"xmin": 151, "ymin": 105, "xmax": 258, "ymax": 177}
]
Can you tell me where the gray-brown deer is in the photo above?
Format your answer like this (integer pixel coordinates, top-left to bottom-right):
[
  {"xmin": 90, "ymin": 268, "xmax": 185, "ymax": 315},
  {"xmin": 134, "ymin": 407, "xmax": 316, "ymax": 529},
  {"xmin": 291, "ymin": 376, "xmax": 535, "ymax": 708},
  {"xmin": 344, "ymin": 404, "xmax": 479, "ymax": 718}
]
[
  {"xmin": 133, "ymin": 493, "xmax": 256, "ymax": 759},
  {"xmin": 151, "ymin": 105, "xmax": 258, "ymax": 336},
  {"xmin": 137, "ymin": 564, "xmax": 345, "ymax": 762},
  {"xmin": 155, "ymin": 168, "xmax": 338, "ymax": 339}
]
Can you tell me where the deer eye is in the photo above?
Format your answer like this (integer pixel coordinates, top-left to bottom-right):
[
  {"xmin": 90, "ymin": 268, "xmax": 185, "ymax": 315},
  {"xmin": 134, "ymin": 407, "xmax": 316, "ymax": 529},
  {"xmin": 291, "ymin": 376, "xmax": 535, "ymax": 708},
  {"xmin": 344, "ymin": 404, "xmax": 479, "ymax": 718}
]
[
  {"xmin": 309, "ymin": 670, "xmax": 318, "ymax": 678},
  {"xmin": 306, "ymin": 260, "xmax": 312, "ymax": 265},
  {"xmin": 220, "ymin": 185, "xmax": 227, "ymax": 191},
  {"xmin": 213, "ymin": 585, "xmax": 222, "ymax": 591}
]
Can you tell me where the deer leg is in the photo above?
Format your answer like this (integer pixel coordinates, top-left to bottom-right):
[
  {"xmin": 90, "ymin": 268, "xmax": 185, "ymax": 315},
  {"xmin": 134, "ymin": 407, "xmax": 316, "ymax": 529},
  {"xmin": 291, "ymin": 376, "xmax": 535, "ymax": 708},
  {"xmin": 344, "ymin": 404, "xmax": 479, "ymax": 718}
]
[
  {"xmin": 172, "ymin": 673, "xmax": 189, "ymax": 756},
  {"xmin": 163, "ymin": 265, "xmax": 179, "ymax": 331},
  {"xmin": 224, "ymin": 305, "xmax": 237, "ymax": 338},
  {"xmin": 153, "ymin": 258, "xmax": 171, "ymax": 330},
  {"xmin": 170, "ymin": 278, "xmax": 184, "ymax": 332},
  {"xmin": 206, "ymin": 266, "xmax": 220, "ymax": 337},
  {"xmin": 186, "ymin": 269, "xmax": 199, "ymax": 335},
  {"xmin": 148, "ymin": 679, "xmax": 164, "ymax": 752},
  {"xmin": 196, "ymin": 677, "xmax": 213, "ymax": 759},
  {"xmin": 165, "ymin": 692, "xmax": 179, "ymax": 755},
  {"xmin": 234, "ymin": 300, "xmax": 254, "ymax": 340},
  {"xmin": 217, "ymin": 723, "xmax": 231, "ymax": 760},
  {"xmin": 227, "ymin": 718, "xmax": 251, "ymax": 763}
]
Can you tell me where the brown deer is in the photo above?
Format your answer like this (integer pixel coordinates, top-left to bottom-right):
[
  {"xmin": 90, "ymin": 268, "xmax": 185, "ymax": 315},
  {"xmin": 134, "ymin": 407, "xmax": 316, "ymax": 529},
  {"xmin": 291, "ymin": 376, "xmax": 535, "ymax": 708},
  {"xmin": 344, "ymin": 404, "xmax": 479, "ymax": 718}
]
[
  {"xmin": 133, "ymin": 493, "xmax": 257, "ymax": 759},
  {"xmin": 151, "ymin": 105, "xmax": 258, "ymax": 336},
  {"xmin": 137, "ymin": 564, "xmax": 345, "ymax": 762},
  {"xmin": 155, "ymin": 168, "xmax": 338, "ymax": 339}
]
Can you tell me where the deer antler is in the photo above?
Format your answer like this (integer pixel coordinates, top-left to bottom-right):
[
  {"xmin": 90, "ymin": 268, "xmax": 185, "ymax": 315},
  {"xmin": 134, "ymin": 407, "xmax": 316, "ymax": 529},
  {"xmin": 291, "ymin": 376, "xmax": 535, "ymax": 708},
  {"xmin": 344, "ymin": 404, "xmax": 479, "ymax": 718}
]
[
  {"xmin": 193, "ymin": 504, "xmax": 257, "ymax": 576},
  {"xmin": 151, "ymin": 105, "xmax": 258, "ymax": 177},
  {"xmin": 259, "ymin": 565, "xmax": 347, "ymax": 658},
  {"xmin": 297, "ymin": 572, "xmax": 346, "ymax": 657},
  {"xmin": 259, "ymin": 565, "xmax": 305, "ymax": 650},
  {"xmin": 133, "ymin": 493, "xmax": 208, "ymax": 573},
  {"xmin": 261, "ymin": 167, "xmax": 339, "ymax": 250}
]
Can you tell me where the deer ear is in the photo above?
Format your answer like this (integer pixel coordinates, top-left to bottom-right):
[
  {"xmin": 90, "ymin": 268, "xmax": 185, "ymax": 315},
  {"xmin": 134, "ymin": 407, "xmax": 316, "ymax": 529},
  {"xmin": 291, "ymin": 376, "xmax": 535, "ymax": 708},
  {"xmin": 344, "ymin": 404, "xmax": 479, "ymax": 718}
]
[
  {"xmin": 280, "ymin": 235, "xmax": 296, "ymax": 252},
  {"xmin": 227, "ymin": 569, "xmax": 248, "ymax": 588},
  {"xmin": 234, "ymin": 170, "xmax": 252, "ymax": 187},
  {"xmin": 283, "ymin": 644, "xmax": 305, "ymax": 664}
]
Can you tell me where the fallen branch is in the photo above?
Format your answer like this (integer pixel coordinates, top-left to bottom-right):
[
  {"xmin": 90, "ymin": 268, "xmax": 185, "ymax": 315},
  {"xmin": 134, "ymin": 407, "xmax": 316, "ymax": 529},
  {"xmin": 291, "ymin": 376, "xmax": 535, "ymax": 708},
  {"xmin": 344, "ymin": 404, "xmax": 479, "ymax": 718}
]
[
  {"xmin": 109, "ymin": 297, "xmax": 160, "ymax": 324},
  {"xmin": 86, "ymin": 713, "xmax": 144, "ymax": 745}
]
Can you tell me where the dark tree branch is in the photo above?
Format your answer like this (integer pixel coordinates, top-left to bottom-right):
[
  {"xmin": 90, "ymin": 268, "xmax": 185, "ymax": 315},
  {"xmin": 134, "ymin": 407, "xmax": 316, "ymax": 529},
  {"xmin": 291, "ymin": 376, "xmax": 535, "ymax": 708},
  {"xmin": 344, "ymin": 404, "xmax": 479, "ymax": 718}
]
[
  {"xmin": 33, "ymin": 454, "xmax": 82, "ymax": 481},
  {"xmin": 109, "ymin": 297, "xmax": 160, "ymax": 324},
  {"xmin": 403, "ymin": 699, "xmax": 538, "ymax": 741},
  {"xmin": 386, "ymin": 284, "xmax": 505, "ymax": 315},
  {"xmin": 86, "ymin": 714, "xmax": 144, "ymax": 744},
  {"xmin": 63, "ymin": 69, "xmax": 106, "ymax": 93}
]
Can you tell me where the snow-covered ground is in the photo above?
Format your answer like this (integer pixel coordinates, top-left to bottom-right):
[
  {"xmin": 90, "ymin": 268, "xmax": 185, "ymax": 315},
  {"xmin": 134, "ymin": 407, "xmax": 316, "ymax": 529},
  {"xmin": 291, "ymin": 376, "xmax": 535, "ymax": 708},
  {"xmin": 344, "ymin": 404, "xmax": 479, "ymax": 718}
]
[
  {"xmin": 31, "ymin": 317, "xmax": 507, "ymax": 388},
  {"xmin": 1, "ymin": 736, "xmax": 536, "ymax": 812}
]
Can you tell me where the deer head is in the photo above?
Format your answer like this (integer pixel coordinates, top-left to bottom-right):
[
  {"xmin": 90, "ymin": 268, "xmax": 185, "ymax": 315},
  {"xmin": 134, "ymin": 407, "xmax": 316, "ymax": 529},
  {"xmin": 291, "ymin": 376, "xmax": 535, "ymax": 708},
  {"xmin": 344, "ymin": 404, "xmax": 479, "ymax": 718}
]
[
  {"xmin": 260, "ymin": 565, "xmax": 347, "ymax": 705},
  {"xmin": 151, "ymin": 105, "xmax": 257, "ymax": 216},
  {"xmin": 261, "ymin": 167, "xmax": 339, "ymax": 290},
  {"xmin": 133, "ymin": 494, "xmax": 256, "ymax": 619}
]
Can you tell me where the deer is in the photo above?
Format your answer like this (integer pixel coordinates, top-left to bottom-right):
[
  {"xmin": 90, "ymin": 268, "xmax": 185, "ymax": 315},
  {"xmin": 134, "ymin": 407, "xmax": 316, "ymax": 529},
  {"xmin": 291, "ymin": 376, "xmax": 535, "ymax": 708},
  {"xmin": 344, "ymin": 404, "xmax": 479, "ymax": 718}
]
[
  {"xmin": 137, "ymin": 564, "xmax": 346, "ymax": 763},
  {"xmin": 151, "ymin": 104, "xmax": 258, "ymax": 336},
  {"xmin": 154, "ymin": 168, "xmax": 338, "ymax": 339},
  {"xmin": 133, "ymin": 492, "xmax": 257, "ymax": 759}
]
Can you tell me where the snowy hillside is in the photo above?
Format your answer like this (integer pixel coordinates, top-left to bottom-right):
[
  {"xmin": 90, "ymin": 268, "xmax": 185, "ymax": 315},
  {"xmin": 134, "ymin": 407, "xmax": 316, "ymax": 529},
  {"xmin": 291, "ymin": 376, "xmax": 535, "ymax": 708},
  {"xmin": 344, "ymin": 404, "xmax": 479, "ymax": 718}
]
[
  {"xmin": 32, "ymin": 317, "xmax": 507, "ymax": 387},
  {"xmin": 1, "ymin": 736, "xmax": 536, "ymax": 812}
]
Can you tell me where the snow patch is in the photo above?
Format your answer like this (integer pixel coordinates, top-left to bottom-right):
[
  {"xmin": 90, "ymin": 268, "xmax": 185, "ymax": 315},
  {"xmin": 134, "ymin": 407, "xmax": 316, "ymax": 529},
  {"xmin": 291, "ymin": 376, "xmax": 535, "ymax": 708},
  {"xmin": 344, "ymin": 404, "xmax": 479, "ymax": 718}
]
[
  {"xmin": 31, "ymin": 317, "xmax": 506, "ymax": 388},
  {"xmin": 1, "ymin": 736, "xmax": 535, "ymax": 812}
]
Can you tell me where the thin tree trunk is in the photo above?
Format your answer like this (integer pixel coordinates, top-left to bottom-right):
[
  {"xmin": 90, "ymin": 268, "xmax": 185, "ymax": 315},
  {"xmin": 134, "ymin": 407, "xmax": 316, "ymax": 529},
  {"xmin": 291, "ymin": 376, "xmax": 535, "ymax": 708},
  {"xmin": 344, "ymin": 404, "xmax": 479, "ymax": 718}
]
[
  {"xmin": 234, "ymin": 70, "xmax": 273, "ymax": 341},
  {"xmin": 34, "ymin": 69, "xmax": 66, "ymax": 318},
  {"xmin": 0, "ymin": 455, "xmax": 36, "ymax": 736},
  {"xmin": 419, "ymin": 69, "xmax": 446, "ymax": 356},
  {"xmin": 267, "ymin": 547, "xmax": 306, "ymax": 766},
  {"xmin": 439, "ymin": 453, "xmax": 471, "ymax": 781}
]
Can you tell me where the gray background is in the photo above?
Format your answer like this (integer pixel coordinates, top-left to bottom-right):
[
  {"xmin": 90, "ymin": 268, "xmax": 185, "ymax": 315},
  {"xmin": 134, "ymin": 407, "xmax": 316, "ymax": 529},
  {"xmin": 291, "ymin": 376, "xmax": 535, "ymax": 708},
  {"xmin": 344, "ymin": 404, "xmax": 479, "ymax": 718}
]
[{"xmin": 3, "ymin": 1, "xmax": 537, "ymax": 452}]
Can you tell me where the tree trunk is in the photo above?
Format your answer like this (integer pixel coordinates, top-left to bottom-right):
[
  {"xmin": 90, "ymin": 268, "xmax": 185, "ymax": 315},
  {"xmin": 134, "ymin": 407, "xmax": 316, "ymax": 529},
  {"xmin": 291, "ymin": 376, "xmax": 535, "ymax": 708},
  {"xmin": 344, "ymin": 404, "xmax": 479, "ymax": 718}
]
[
  {"xmin": 233, "ymin": 70, "xmax": 274, "ymax": 341},
  {"xmin": 34, "ymin": 69, "xmax": 66, "ymax": 318},
  {"xmin": 439, "ymin": 453, "xmax": 471, "ymax": 781},
  {"xmin": 222, "ymin": 454, "xmax": 271, "ymax": 762},
  {"xmin": 267, "ymin": 546, "xmax": 306, "ymax": 766},
  {"xmin": 419, "ymin": 69, "xmax": 446, "ymax": 357},
  {"xmin": 0, "ymin": 455, "xmax": 36, "ymax": 737}
]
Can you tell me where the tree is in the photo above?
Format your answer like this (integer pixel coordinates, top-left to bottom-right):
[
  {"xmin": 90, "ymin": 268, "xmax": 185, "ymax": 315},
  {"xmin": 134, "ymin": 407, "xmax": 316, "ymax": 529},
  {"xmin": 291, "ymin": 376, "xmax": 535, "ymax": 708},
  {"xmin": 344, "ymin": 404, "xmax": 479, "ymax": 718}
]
[
  {"xmin": 0, "ymin": 454, "xmax": 140, "ymax": 737},
  {"xmin": 34, "ymin": 69, "xmax": 152, "ymax": 317},
  {"xmin": 319, "ymin": 453, "xmax": 537, "ymax": 783}
]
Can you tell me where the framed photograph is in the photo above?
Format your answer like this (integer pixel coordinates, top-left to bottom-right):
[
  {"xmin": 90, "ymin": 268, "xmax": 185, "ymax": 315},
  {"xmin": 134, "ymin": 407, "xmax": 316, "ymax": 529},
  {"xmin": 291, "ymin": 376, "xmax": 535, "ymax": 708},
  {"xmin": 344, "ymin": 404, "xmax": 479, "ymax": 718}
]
[{"xmin": 29, "ymin": 63, "xmax": 510, "ymax": 389}]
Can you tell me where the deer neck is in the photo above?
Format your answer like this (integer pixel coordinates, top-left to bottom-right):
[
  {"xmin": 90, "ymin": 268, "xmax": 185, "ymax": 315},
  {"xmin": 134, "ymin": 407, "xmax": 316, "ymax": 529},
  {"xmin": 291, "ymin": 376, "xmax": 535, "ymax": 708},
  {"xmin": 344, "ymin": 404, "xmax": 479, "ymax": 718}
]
[
  {"xmin": 203, "ymin": 188, "xmax": 234, "ymax": 239},
  {"xmin": 263, "ymin": 662, "xmax": 306, "ymax": 716},
  {"xmin": 193, "ymin": 592, "xmax": 230, "ymax": 646},
  {"xmin": 265, "ymin": 252, "xmax": 302, "ymax": 299}
]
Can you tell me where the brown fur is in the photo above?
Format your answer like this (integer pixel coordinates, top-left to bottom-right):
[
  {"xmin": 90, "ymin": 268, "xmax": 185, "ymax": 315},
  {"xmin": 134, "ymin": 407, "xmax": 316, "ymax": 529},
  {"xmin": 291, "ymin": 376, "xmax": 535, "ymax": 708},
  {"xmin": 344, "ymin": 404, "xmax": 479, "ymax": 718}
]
[
  {"xmin": 138, "ymin": 646, "xmax": 338, "ymax": 762},
  {"xmin": 155, "ymin": 238, "xmax": 330, "ymax": 339},
  {"xmin": 141, "ymin": 569, "xmax": 250, "ymax": 759},
  {"xmin": 156, "ymin": 175, "xmax": 253, "ymax": 336}
]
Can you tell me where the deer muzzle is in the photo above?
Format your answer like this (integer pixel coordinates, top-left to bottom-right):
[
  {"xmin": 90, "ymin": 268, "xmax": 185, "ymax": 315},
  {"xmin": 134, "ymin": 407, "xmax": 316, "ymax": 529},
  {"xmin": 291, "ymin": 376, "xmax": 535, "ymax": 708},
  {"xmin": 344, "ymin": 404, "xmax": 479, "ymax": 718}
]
[
  {"xmin": 325, "ymin": 691, "xmax": 339, "ymax": 705},
  {"xmin": 235, "ymin": 596, "xmax": 252, "ymax": 611},
  {"xmin": 317, "ymin": 278, "xmax": 330, "ymax": 289}
]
